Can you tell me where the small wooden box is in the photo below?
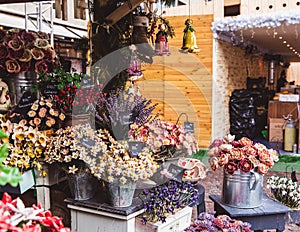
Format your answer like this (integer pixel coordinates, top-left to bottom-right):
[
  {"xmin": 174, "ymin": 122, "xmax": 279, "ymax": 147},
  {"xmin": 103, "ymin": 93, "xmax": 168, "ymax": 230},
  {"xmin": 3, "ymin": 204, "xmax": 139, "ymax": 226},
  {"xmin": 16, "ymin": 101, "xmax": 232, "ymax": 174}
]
[
  {"xmin": 268, "ymin": 118, "xmax": 284, "ymax": 142},
  {"xmin": 135, "ymin": 206, "xmax": 192, "ymax": 232}
]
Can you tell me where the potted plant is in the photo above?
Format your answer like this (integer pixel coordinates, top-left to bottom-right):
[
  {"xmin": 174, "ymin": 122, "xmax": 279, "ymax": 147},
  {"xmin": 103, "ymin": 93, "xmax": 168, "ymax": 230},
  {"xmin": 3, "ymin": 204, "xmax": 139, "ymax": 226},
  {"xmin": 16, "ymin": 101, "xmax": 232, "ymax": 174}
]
[
  {"xmin": 208, "ymin": 134, "xmax": 279, "ymax": 208},
  {"xmin": 136, "ymin": 180, "xmax": 198, "ymax": 231},
  {"xmin": 44, "ymin": 125, "xmax": 99, "ymax": 201},
  {"xmin": 85, "ymin": 129, "xmax": 159, "ymax": 207},
  {"xmin": 267, "ymin": 174, "xmax": 300, "ymax": 224},
  {"xmin": 267, "ymin": 175, "xmax": 300, "ymax": 208}
]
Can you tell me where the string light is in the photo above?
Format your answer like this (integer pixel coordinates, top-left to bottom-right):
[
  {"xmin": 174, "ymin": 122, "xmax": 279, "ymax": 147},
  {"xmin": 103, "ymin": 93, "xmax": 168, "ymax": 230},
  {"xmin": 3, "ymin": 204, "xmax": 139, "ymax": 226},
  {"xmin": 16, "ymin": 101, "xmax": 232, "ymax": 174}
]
[
  {"xmin": 211, "ymin": 10, "xmax": 300, "ymax": 61},
  {"xmin": 273, "ymin": 29, "xmax": 277, "ymax": 38},
  {"xmin": 281, "ymin": 23, "xmax": 286, "ymax": 34},
  {"xmin": 240, "ymin": 30, "xmax": 244, "ymax": 43},
  {"xmin": 251, "ymin": 28, "xmax": 255, "ymax": 38}
]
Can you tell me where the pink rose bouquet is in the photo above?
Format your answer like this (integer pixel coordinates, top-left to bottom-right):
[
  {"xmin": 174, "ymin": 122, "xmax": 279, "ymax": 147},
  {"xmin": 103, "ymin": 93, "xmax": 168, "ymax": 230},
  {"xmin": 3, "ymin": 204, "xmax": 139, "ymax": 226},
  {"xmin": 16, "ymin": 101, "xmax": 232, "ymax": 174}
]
[
  {"xmin": 208, "ymin": 134, "xmax": 278, "ymax": 175},
  {"xmin": 0, "ymin": 28, "xmax": 56, "ymax": 75}
]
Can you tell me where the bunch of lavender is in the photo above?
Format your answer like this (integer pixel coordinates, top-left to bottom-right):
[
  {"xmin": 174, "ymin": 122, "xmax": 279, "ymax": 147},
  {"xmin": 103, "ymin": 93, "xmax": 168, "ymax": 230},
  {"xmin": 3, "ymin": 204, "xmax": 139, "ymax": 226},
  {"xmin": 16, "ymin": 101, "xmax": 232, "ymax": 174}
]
[
  {"xmin": 139, "ymin": 180, "xmax": 198, "ymax": 224},
  {"xmin": 185, "ymin": 211, "xmax": 252, "ymax": 232},
  {"xmin": 95, "ymin": 88, "xmax": 157, "ymax": 140}
]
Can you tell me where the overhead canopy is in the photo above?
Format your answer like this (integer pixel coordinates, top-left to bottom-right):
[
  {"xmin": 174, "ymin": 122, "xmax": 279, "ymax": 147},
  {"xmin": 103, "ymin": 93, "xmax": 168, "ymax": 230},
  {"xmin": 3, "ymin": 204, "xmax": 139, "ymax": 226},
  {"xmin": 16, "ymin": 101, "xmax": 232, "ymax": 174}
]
[
  {"xmin": 212, "ymin": 10, "xmax": 300, "ymax": 63},
  {"xmin": 0, "ymin": 11, "xmax": 87, "ymax": 39},
  {"xmin": 0, "ymin": 0, "xmax": 48, "ymax": 3}
]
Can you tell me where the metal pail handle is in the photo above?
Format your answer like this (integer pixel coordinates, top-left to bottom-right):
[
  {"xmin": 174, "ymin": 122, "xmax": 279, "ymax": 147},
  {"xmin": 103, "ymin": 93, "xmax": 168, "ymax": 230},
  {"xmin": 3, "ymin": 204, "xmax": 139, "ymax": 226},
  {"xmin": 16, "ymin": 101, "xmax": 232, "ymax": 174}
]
[{"xmin": 250, "ymin": 171, "xmax": 260, "ymax": 190}]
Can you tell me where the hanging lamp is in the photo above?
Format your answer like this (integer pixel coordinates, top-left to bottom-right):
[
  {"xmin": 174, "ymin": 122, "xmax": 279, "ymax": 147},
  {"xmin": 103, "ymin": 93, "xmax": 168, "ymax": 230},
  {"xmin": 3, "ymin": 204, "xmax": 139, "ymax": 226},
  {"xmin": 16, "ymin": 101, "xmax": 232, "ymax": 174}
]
[{"xmin": 181, "ymin": 0, "xmax": 200, "ymax": 53}]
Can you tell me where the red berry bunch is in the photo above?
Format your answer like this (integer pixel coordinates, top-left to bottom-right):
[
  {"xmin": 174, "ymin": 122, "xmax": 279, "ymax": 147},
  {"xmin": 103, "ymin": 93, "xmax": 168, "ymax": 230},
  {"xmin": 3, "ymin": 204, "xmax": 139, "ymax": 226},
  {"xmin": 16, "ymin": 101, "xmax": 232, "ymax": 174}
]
[
  {"xmin": 54, "ymin": 84, "xmax": 78, "ymax": 113},
  {"xmin": 73, "ymin": 84, "xmax": 103, "ymax": 108}
]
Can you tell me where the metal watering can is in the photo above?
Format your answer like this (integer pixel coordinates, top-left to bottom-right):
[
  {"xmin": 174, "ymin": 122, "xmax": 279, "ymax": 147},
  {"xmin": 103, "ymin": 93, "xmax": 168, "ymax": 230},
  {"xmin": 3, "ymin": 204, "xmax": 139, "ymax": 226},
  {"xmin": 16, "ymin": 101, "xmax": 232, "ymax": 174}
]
[{"xmin": 222, "ymin": 169, "xmax": 263, "ymax": 208}]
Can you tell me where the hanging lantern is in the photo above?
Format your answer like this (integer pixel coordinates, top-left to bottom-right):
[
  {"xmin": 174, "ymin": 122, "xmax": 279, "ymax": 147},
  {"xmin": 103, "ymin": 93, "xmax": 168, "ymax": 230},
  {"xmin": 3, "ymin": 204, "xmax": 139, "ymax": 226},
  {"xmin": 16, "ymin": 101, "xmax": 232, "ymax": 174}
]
[
  {"xmin": 155, "ymin": 24, "xmax": 170, "ymax": 56},
  {"xmin": 132, "ymin": 15, "xmax": 154, "ymax": 63},
  {"xmin": 127, "ymin": 45, "xmax": 143, "ymax": 81},
  {"xmin": 181, "ymin": 19, "xmax": 200, "ymax": 53}
]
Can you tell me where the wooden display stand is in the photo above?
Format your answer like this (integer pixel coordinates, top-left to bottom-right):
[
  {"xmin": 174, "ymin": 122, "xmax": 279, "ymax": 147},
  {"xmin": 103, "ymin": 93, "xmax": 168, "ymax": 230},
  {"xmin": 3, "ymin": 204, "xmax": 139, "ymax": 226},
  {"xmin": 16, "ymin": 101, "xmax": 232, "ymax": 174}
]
[
  {"xmin": 209, "ymin": 194, "xmax": 290, "ymax": 232},
  {"xmin": 66, "ymin": 197, "xmax": 144, "ymax": 232}
]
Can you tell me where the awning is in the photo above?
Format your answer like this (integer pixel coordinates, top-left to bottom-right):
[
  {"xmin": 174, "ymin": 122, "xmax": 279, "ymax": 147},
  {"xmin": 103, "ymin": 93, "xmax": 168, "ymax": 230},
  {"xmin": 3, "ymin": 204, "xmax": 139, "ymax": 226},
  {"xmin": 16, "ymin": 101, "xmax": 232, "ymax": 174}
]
[
  {"xmin": 212, "ymin": 10, "xmax": 300, "ymax": 63},
  {"xmin": 0, "ymin": 0, "xmax": 48, "ymax": 4},
  {"xmin": 0, "ymin": 12, "xmax": 87, "ymax": 39}
]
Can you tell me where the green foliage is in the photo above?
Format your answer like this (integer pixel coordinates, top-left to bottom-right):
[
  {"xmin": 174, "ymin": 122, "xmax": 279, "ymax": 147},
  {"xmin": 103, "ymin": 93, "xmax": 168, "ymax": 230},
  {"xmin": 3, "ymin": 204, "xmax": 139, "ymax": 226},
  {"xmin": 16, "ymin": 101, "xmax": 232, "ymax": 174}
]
[
  {"xmin": 0, "ymin": 132, "xmax": 22, "ymax": 187},
  {"xmin": 278, "ymin": 154, "xmax": 300, "ymax": 164},
  {"xmin": 190, "ymin": 149, "xmax": 208, "ymax": 161},
  {"xmin": 38, "ymin": 68, "xmax": 88, "ymax": 90}
]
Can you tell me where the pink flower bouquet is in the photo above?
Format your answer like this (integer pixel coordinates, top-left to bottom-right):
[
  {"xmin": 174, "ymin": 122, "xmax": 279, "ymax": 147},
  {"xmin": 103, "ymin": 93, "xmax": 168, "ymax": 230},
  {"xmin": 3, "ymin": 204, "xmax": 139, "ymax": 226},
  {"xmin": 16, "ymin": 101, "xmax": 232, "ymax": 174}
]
[
  {"xmin": 208, "ymin": 134, "xmax": 278, "ymax": 175},
  {"xmin": 128, "ymin": 120, "xmax": 199, "ymax": 161}
]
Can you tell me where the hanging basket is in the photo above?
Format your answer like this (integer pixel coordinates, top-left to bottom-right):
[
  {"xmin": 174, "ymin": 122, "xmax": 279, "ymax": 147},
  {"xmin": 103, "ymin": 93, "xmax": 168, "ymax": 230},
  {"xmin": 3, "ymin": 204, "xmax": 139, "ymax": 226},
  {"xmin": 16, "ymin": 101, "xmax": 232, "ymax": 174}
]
[{"xmin": 105, "ymin": 181, "xmax": 136, "ymax": 207}]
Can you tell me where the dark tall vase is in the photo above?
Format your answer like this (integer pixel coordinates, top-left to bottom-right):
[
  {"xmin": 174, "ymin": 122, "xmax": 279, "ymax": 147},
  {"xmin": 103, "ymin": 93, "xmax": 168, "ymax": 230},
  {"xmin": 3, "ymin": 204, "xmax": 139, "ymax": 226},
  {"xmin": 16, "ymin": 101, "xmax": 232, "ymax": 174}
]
[{"xmin": 2, "ymin": 70, "xmax": 38, "ymax": 107}]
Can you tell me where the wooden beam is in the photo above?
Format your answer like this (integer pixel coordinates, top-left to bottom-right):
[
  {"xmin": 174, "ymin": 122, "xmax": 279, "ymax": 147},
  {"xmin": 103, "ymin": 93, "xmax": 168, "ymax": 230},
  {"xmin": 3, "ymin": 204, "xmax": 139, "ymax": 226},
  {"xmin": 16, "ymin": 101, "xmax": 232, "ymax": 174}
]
[
  {"xmin": 224, "ymin": 0, "xmax": 241, "ymax": 7},
  {"xmin": 105, "ymin": 0, "xmax": 144, "ymax": 25},
  {"xmin": 0, "ymin": 0, "xmax": 47, "ymax": 3}
]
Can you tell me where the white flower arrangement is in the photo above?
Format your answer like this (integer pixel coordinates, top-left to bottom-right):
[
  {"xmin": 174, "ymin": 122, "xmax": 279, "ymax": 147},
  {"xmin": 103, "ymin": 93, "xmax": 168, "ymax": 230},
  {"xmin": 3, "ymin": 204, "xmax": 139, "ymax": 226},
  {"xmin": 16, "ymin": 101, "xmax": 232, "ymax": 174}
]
[
  {"xmin": 44, "ymin": 124, "xmax": 159, "ymax": 184},
  {"xmin": 267, "ymin": 175, "xmax": 300, "ymax": 209},
  {"xmin": 87, "ymin": 138, "xmax": 159, "ymax": 185}
]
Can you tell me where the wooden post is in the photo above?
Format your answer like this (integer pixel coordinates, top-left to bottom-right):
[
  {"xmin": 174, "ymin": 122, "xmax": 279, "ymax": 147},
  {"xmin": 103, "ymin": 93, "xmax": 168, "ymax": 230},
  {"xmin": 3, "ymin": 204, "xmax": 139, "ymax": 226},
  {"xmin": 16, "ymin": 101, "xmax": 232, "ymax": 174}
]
[{"xmin": 54, "ymin": 0, "xmax": 62, "ymax": 19}]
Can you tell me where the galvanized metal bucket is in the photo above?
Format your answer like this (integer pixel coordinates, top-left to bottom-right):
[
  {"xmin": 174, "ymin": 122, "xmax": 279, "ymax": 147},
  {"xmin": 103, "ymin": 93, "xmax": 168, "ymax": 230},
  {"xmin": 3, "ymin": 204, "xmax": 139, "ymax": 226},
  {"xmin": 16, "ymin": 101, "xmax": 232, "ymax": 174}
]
[
  {"xmin": 106, "ymin": 181, "xmax": 136, "ymax": 207},
  {"xmin": 68, "ymin": 173, "xmax": 97, "ymax": 201},
  {"xmin": 3, "ymin": 71, "xmax": 37, "ymax": 106},
  {"xmin": 222, "ymin": 169, "xmax": 263, "ymax": 208}
]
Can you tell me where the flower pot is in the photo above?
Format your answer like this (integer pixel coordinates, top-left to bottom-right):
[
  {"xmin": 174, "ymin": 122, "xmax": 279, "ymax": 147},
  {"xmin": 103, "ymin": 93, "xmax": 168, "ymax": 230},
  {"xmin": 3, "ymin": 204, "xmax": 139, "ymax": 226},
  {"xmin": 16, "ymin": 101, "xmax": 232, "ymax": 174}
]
[
  {"xmin": 106, "ymin": 181, "xmax": 136, "ymax": 207},
  {"xmin": 135, "ymin": 206, "xmax": 192, "ymax": 232},
  {"xmin": 2, "ymin": 70, "xmax": 37, "ymax": 107},
  {"xmin": 67, "ymin": 173, "xmax": 97, "ymax": 201},
  {"xmin": 222, "ymin": 169, "xmax": 263, "ymax": 208}
]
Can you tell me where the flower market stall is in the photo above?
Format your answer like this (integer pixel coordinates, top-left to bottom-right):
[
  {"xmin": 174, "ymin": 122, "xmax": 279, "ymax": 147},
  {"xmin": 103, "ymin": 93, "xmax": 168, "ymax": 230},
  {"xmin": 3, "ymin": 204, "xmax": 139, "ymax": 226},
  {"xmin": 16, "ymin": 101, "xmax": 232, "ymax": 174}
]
[
  {"xmin": 3, "ymin": 1, "xmax": 300, "ymax": 231},
  {"xmin": 0, "ymin": 16, "xmax": 209, "ymax": 230}
]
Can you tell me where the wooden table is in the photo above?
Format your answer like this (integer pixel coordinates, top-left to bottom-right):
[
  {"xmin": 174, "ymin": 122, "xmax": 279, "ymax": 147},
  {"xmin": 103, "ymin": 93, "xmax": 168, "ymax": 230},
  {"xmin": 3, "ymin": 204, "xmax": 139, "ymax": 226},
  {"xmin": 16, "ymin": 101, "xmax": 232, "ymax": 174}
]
[
  {"xmin": 66, "ymin": 197, "xmax": 145, "ymax": 232},
  {"xmin": 209, "ymin": 194, "xmax": 291, "ymax": 232}
]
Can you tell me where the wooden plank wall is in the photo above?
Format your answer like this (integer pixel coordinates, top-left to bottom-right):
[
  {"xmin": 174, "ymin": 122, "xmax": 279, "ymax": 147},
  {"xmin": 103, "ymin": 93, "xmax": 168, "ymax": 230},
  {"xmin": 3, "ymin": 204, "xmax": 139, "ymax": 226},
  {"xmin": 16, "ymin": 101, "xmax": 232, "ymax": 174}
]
[{"xmin": 138, "ymin": 14, "xmax": 214, "ymax": 148}]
